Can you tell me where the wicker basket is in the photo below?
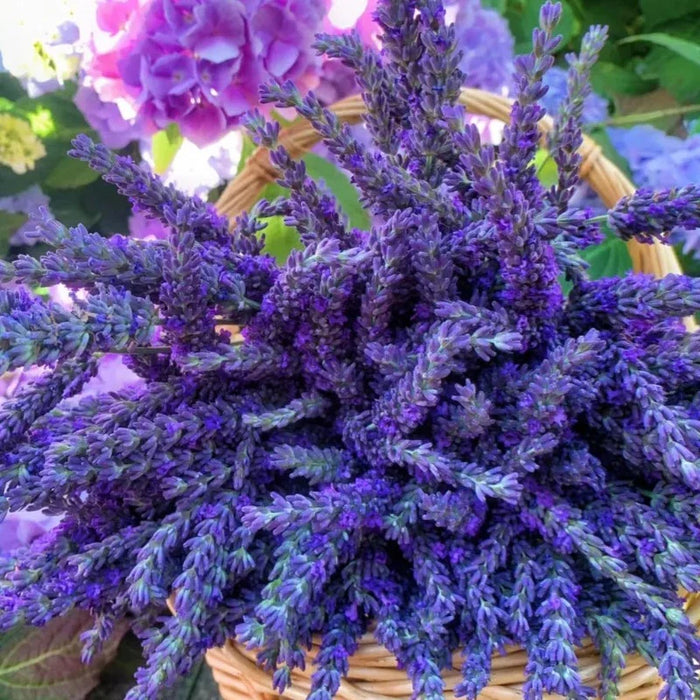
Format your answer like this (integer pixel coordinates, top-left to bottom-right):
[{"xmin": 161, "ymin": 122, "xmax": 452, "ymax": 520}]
[{"xmin": 203, "ymin": 88, "xmax": 700, "ymax": 699}]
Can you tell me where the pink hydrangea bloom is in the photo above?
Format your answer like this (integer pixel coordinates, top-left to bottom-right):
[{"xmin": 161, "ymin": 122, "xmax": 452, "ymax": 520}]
[
  {"xmin": 77, "ymin": 0, "xmax": 148, "ymax": 144},
  {"xmin": 79, "ymin": 0, "xmax": 328, "ymax": 146}
]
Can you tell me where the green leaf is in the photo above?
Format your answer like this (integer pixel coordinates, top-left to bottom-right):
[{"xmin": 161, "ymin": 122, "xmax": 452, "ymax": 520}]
[
  {"xmin": 15, "ymin": 85, "xmax": 90, "ymax": 141},
  {"xmin": 46, "ymin": 189, "xmax": 100, "ymax": 230},
  {"xmin": 152, "ymin": 123, "xmax": 184, "ymax": 175},
  {"xmin": 0, "ymin": 611, "xmax": 127, "ymax": 700},
  {"xmin": 260, "ymin": 215, "xmax": 303, "ymax": 264},
  {"xmin": 640, "ymin": 0, "xmax": 700, "ymax": 29},
  {"xmin": 581, "ymin": 227, "xmax": 633, "ymax": 280},
  {"xmin": 172, "ymin": 659, "xmax": 219, "ymax": 700},
  {"xmin": 534, "ymin": 148, "xmax": 558, "ymax": 187},
  {"xmin": 620, "ymin": 33, "xmax": 700, "ymax": 66},
  {"xmin": 632, "ymin": 15, "xmax": 700, "ymax": 103},
  {"xmin": 0, "ymin": 212, "xmax": 27, "ymax": 257},
  {"xmin": 0, "ymin": 141, "xmax": 63, "ymax": 196},
  {"xmin": 302, "ymin": 153, "xmax": 370, "ymax": 230},
  {"xmin": 85, "ymin": 633, "xmax": 143, "ymax": 700},
  {"xmin": 673, "ymin": 242, "xmax": 700, "ymax": 279},
  {"xmin": 481, "ymin": 0, "xmax": 506, "ymax": 12},
  {"xmin": 573, "ymin": 0, "xmax": 640, "ymax": 41},
  {"xmin": 590, "ymin": 62, "xmax": 654, "ymax": 98},
  {"xmin": 638, "ymin": 53, "xmax": 700, "ymax": 105},
  {"xmin": 237, "ymin": 135, "xmax": 258, "ymax": 175},
  {"xmin": 86, "ymin": 635, "xmax": 219, "ymax": 700},
  {"xmin": 80, "ymin": 177, "xmax": 135, "ymax": 235},
  {"xmin": 0, "ymin": 73, "xmax": 26, "ymax": 101},
  {"xmin": 45, "ymin": 157, "xmax": 100, "ymax": 189}
]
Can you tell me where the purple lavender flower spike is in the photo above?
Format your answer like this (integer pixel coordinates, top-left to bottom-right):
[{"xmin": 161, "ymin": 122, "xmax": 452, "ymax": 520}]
[
  {"xmin": 0, "ymin": 2, "xmax": 699, "ymax": 700},
  {"xmin": 608, "ymin": 185, "xmax": 700, "ymax": 243}
]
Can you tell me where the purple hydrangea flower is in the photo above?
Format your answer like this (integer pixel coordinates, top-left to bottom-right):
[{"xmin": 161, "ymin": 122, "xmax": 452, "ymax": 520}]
[
  {"xmin": 454, "ymin": 0, "xmax": 515, "ymax": 93},
  {"xmin": 74, "ymin": 85, "xmax": 144, "ymax": 149}
]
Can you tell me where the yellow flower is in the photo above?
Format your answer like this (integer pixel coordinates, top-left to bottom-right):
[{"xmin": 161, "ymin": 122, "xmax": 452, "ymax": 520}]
[{"xmin": 0, "ymin": 113, "xmax": 46, "ymax": 174}]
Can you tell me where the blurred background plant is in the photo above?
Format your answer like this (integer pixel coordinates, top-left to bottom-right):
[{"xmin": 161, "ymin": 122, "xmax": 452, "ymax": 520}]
[{"xmin": 0, "ymin": 0, "xmax": 699, "ymax": 696}]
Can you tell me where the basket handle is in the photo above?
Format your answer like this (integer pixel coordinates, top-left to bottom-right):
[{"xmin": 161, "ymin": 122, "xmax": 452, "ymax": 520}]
[{"xmin": 215, "ymin": 87, "xmax": 685, "ymax": 282}]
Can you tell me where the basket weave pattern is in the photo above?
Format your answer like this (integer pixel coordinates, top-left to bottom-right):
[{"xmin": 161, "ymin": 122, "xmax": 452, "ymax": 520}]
[
  {"xmin": 207, "ymin": 595, "xmax": 700, "ymax": 700},
  {"xmin": 204, "ymin": 88, "xmax": 699, "ymax": 699}
]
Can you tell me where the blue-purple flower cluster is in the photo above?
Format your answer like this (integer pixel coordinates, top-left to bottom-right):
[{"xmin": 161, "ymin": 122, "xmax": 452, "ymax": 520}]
[{"xmin": 0, "ymin": 2, "xmax": 699, "ymax": 699}]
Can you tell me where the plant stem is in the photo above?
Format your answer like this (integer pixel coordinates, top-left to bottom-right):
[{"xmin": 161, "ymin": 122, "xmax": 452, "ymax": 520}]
[
  {"xmin": 94, "ymin": 346, "xmax": 172, "ymax": 357},
  {"xmin": 588, "ymin": 104, "xmax": 700, "ymax": 129}
]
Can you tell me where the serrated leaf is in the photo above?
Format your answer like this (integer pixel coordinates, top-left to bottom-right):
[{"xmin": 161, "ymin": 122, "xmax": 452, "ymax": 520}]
[
  {"xmin": 0, "ymin": 611, "xmax": 127, "ymax": 700},
  {"xmin": 152, "ymin": 123, "xmax": 184, "ymax": 175},
  {"xmin": 45, "ymin": 157, "xmax": 100, "ymax": 189},
  {"xmin": 302, "ymin": 153, "xmax": 370, "ymax": 230},
  {"xmin": 620, "ymin": 33, "xmax": 700, "ymax": 67}
]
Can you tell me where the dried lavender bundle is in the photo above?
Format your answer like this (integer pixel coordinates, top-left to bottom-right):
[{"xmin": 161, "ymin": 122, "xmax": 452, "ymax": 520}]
[{"xmin": 1, "ymin": 2, "xmax": 699, "ymax": 699}]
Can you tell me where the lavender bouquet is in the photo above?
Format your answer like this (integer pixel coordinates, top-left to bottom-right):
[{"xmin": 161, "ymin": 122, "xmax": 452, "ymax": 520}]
[{"xmin": 1, "ymin": 1, "xmax": 699, "ymax": 699}]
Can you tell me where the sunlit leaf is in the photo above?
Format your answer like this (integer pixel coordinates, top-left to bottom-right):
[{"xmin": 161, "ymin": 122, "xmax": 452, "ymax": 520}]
[
  {"xmin": 534, "ymin": 149, "xmax": 558, "ymax": 187},
  {"xmin": 152, "ymin": 123, "xmax": 183, "ymax": 175},
  {"xmin": 620, "ymin": 33, "xmax": 700, "ymax": 66},
  {"xmin": 302, "ymin": 153, "xmax": 370, "ymax": 230}
]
